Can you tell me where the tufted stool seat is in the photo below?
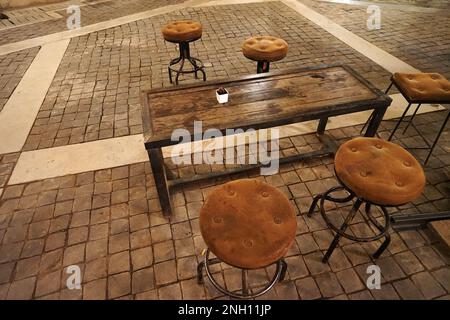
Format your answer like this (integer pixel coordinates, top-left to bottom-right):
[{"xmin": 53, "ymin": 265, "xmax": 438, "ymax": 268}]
[
  {"xmin": 162, "ymin": 20, "xmax": 203, "ymax": 43},
  {"xmin": 197, "ymin": 179, "xmax": 296, "ymax": 298},
  {"xmin": 242, "ymin": 36, "xmax": 288, "ymax": 73},
  {"xmin": 161, "ymin": 20, "xmax": 206, "ymax": 85},
  {"xmin": 308, "ymin": 137, "xmax": 425, "ymax": 263},
  {"xmin": 392, "ymin": 73, "xmax": 450, "ymax": 103},
  {"xmin": 361, "ymin": 72, "xmax": 450, "ymax": 165},
  {"xmin": 335, "ymin": 137, "xmax": 426, "ymax": 206}
]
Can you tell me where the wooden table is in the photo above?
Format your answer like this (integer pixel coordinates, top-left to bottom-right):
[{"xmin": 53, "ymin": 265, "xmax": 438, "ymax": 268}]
[{"xmin": 141, "ymin": 64, "xmax": 392, "ymax": 216}]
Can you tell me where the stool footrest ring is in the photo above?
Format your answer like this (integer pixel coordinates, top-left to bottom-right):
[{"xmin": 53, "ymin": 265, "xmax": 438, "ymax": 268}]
[
  {"xmin": 308, "ymin": 184, "xmax": 391, "ymax": 262},
  {"xmin": 197, "ymin": 249, "xmax": 286, "ymax": 299}
]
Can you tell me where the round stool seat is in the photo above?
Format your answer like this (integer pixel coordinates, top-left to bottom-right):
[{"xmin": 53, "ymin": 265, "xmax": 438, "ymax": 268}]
[
  {"xmin": 200, "ymin": 179, "xmax": 297, "ymax": 269},
  {"xmin": 242, "ymin": 36, "xmax": 288, "ymax": 62},
  {"xmin": 162, "ymin": 20, "xmax": 202, "ymax": 43},
  {"xmin": 335, "ymin": 137, "xmax": 426, "ymax": 206}
]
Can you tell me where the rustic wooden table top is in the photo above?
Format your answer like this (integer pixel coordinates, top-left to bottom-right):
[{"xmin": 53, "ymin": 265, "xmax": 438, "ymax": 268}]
[{"xmin": 141, "ymin": 64, "xmax": 391, "ymax": 149}]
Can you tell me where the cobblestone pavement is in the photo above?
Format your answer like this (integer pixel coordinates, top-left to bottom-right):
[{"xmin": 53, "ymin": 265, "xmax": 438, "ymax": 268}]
[
  {"xmin": 0, "ymin": 48, "xmax": 40, "ymax": 112},
  {"xmin": 302, "ymin": 0, "xmax": 450, "ymax": 77},
  {"xmin": 0, "ymin": 0, "xmax": 185, "ymax": 46},
  {"xmin": 0, "ymin": 110, "xmax": 449, "ymax": 300},
  {"xmin": 23, "ymin": 1, "xmax": 392, "ymax": 151},
  {"xmin": 0, "ymin": 153, "xmax": 20, "ymax": 195}
]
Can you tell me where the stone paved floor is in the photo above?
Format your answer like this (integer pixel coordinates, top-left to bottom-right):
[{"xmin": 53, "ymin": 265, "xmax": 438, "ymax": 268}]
[
  {"xmin": 23, "ymin": 1, "xmax": 392, "ymax": 151},
  {"xmin": 303, "ymin": 0, "xmax": 450, "ymax": 78},
  {"xmin": 0, "ymin": 111, "xmax": 449, "ymax": 300},
  {"xmin": 0, "ymin": 0, "xmax": 185, "ymax": 46},
  {"xmin": 0, "ymin": 48, "xmax": 40, "ymax": 112}
]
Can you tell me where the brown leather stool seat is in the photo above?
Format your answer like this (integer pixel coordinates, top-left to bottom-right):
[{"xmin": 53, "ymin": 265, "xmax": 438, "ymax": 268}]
[
  {"xmin": 335, "ymin": 137, "xmax": 426, "ymax": 206},
  {"xmin": 200, "ymin": 179, "xmax": 297, "ymax": 269},
  {"xmin": 162, "ymin": 20, "xmax": 202, "ymax": 43},
  {"xmin": 392, "ymin": 72, "xmax": 450, "ymax": 103},
  {"xmin": 242, "ymin": 36, "xmax": 288, "ymax": 62}
]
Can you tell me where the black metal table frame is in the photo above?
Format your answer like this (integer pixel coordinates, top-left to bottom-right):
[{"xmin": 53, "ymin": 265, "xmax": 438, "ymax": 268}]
[{"xmin": 143, "ymin": 64, "xmax": 392, "ymax": 216}]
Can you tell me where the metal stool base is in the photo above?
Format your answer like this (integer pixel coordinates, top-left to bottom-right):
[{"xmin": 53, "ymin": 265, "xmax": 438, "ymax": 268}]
[
  {"xmin": 308, "ymin": 185, "xmax": 391, "ymax": 263},
  {"xmin": 256, "ymin": 61, "xmax": 270, "ymax": 73},
  {"xmin": 197, "ymin": 249, "xmax": 287, "ymax": 299},
  {"xmin": 168, "ymin": 41, "xmax": 206, "ymax": 85}
]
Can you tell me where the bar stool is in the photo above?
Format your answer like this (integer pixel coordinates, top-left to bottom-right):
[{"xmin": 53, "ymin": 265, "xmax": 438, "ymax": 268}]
[
  {"xmin": 162, "ymin": 20, "xmax": 206, "ymax": 85},
  {"xmin": 242, "ymin": 36, "xmax": 288, "ymax": 73},
  {"xmin": 308, "ymin": 137, "xmax": 425, "ymax": 263},
  {"xmin": 361, "ymin": 72, "xmax": 450, "ymax": 165},
  {"xmin": 197, "ymin": 179, "xmax": 297, "ymax": 299}
]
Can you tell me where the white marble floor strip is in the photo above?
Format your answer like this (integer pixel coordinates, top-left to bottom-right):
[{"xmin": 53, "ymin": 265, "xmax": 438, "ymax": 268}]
[
  {"xmin": 281, "ymin": 0, "xmax": 420, "ymax": 74},
  {"xmin": 9, "ymin": 134, "xmax": 148, "ymax": 185},
  {"xmin": 0, "ymin": 39, "xmax": 70, "ymax": 155},
  {"xmin": 8, "ymin": 93, "xmax": 443, "ymax": 185}
]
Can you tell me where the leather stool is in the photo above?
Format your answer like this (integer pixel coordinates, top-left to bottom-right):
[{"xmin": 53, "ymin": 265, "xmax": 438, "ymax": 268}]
[
  {"xmin": 197, "ymin": 179, "xmax": 297, "ymax": 299},
  {"xmin": 162, "ymin": 20, "xmax": 206, "ymax": 85},
  {"xmin": 361, "ymin": 72, "xmax": 450, "ymax": 165},
  {"xmin": 242, "ymin": 36, "xmax": 288, "ymax": 73},
  {"xmin": 308, "ymin": 137, "xmax": 426, "ymax": 263}
]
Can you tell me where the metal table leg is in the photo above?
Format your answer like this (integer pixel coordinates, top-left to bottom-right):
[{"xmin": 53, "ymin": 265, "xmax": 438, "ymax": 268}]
[
  {"xmin": 148, "ymin": 148, "xmax": 172, "ymax": 216},
  {"xmin": 365, "ymin": 106, "xmax": 388, "ymax": 137},
  {"xmin": 317, "ymin": 117, "xmax": 328, "ymax": 134}
]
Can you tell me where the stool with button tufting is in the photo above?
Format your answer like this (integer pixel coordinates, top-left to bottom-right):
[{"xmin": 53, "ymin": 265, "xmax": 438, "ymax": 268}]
[
  {"xmin": 242, "ymin": 36, "xmax": 288, "ymax": 73},
  {"xmin": 197, "ymin": 179, "xmax": 297, "ymax": 299},
  {"xmin": 308, "ymin": 137, "xmax": 426, "ymax": 263},
  {"xmin": 361, "ymin": 72, "xmax": 450, "ymax": 165},
  {"xmin": 162, "ymin": 20, "xmax": 206, "ymax": 85}
]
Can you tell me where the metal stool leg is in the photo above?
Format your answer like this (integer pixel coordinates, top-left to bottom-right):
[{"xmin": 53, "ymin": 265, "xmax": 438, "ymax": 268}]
[
  {"xmin": 197, "ymin": 256, "xmax": 221, "ymax": 284},
  {"xmin": 364, "ymin": 204, "xmax": 391, "ymax": 259},
  {"xmin": 191, "ymin": 57, "xmax": 207, "ymax": 81},
  {"xmin": 188, "ymin": 57, "xmax": 199, "ymax": 79},
  {"xmin": 388, "ymin": 102, "xmax": 412, "ymax": 141},
  {"xmin": 197, "ymin": 260, "xmax": 205, "ymax": 284},
  {"xmin": 373, "ymin": 233, "xmax": 391, "ymax": 259},
  {"xmin": 174, "ymin": 58, "xmax": 185, "ymax": 85},
  {"xmin": 424, "ymin": 109, "xmax": 450, "ymax": 165},
  {"xmin": 242, "ymin": 269, "xmax": 248, "ymax": 295},
  {"xmin": 257, "ymin": 61, "xmax": 270, "ymax": 73},
  {"xmin": 323, "ymin": 199, "xmax": 363, "ymax": 263},
  {"xmin": 402, "ymin": 103, "xmax": 421, "ymax": 134},
  {"xmin": 279, "ymin": 259, "xmax": 288, "ymax": 282},
  {"xmin": 307, "ymin": 194, "xmax": 322, "ymax": 217}
]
